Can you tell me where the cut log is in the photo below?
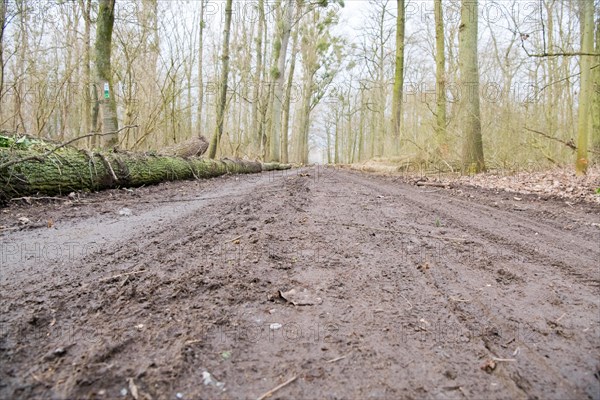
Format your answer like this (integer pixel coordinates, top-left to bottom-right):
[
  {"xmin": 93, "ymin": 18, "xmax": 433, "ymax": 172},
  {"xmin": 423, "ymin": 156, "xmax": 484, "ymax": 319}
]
[{"xmin": 0, "ymin": 147, "xmax": 290, "ymax": 202}]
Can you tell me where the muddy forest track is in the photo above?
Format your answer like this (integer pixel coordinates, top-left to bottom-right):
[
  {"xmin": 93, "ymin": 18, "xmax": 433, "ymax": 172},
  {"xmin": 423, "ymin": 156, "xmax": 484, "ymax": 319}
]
[
  {"xmin": 1, "ymin": 167, "xmax": 599, "ymax": 399},
  {"xmin": 342, "ymin": 172, "xmax": 600, "ymax": 398}
]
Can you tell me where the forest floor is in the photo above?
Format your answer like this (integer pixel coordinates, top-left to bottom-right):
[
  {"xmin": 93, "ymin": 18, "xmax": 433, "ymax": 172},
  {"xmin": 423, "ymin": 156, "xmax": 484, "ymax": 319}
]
[{"xmin": 1, "ymin": 166, "xmax": 599, "ymax": 399}]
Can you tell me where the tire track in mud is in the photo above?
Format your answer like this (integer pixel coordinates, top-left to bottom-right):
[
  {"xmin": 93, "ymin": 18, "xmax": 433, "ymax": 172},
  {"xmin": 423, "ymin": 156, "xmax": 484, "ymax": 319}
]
[
  {"xmin": 1, "ymin": 168, "xmax": 599, "ymax": 399},
  {"xmin": 342, "ymin": 171, "xmax": 600, "ymax": 399}
]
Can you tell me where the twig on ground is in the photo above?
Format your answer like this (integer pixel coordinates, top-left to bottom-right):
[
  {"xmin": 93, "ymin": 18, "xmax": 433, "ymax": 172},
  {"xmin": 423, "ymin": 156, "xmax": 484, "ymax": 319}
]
[
  {"xmin": 399, "ymin": 293, "xmax": 413, "ymax": 309},
  {"xmin": 492, "ymin": 357, "xmax": 517, "ymax": 362},
  {"xmin": 256, "ymin": 375, "xmax": 298, "ymax": 400},
  {"xmin": 416, "ymin": 181, "xmax": 449, "ymax": 188},
  {"xmin": 450, "ymin": 296, "xmax": 471, "ymax": 303},
  {"xmin": 555, "ymin": 313, "xmax": 566, "ymax": 323},
  {"xmin": 100, "ymin": 270, "xmax": 147, "ymax": 282},
  {"xmin": 225, "ymin": 235, "xmax": 242, "ymax": 243},
  {"xmin": 327, "ymin": 354, "xmax": 350, "ymax": 363}
]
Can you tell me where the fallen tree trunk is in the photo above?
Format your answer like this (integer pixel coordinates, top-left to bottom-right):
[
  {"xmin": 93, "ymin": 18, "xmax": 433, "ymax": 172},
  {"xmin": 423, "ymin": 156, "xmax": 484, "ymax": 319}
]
[{"xmin": 0, "ymin": 147, "xmax": 290, "ymax": 201}]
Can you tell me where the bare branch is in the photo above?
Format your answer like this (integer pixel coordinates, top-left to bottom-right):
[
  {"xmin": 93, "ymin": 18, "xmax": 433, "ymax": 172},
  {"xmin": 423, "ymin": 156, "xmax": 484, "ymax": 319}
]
[{"xmin": 524, "ymin": 127, "xmax": 600, "ymax": 155}]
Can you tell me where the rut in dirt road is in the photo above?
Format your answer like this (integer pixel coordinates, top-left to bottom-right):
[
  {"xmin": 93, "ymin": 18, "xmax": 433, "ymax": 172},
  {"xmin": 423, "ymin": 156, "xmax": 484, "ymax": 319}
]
[{"xmin": 1, "ymin": 167, "xmax": 599, "ymax": 400}]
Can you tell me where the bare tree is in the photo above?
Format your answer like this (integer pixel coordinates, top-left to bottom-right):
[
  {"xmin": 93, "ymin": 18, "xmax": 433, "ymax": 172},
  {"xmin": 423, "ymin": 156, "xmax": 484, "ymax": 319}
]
[
  {"xmin": 207, "ymin": 0, "xmax": 233, "ymax": 159},
  {"xmin": 95, "ymin": 0, "xmax": 118, "ymax": 147},
  {"xmin": 434, "ymin": 0, "xmax": 447, "ymax": 150},
  {"xmin": 391, "ymin": 0, "xmax": 405, "ymax": 154},
  {"xmin": 459, "ymin": 0, "xmax": 485, "ymax": 172},
  {"xmin": 575, "ymin": 0, "xmax": 594, "ymax": 174}
]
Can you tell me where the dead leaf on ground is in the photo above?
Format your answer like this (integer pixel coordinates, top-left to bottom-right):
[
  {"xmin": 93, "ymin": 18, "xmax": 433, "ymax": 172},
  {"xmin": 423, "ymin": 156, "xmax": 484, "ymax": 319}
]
[
  {"xmin": 279, "ymin": 288, "xmax": 322, "ymax": 306},
  {"xmin": 128, "ymin": 378, "xmax": 139, "ymax": 400}
]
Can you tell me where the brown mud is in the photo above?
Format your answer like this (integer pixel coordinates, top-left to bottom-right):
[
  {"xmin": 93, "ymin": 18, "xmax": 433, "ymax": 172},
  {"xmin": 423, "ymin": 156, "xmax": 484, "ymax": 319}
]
[{"xmin": 1, "ymin": 167, "xmax": 599, "ymax": 399}]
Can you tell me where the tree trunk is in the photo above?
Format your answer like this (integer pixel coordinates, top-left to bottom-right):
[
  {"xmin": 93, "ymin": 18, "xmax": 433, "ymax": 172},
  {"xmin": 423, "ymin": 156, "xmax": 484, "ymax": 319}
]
[
  {"xmin": 575, "ymin": 0, "xmax": 594, "ymax": 174},
  {"xmin": 434, "ymin": 0, "xmax": 447, "ymax": 150},
  {"xmin": 592, "ymin": 7, "xmax": 600, "ymax": 160},
  {"xmin": 0, "ymin": 0, "xmax": 6, "ymax": 111},
  {"xmin": 298, "ymin": 70, "xmax": 314, "ymax": 164},
  {"xmin": 281, "ymin": 58, "xmax": 296, "ymax": 164},
  {"xmin": 459, "ymin": 0, "xmax": 485, "ymax": 172},
  {"xmin": 197, "ymin": 0, "xmax": 205, "ymax": 134},
  {"xmin": 95, "ymin": 0, "xmax": 118, "ymax": 148},
  {"xmin": 269, "ymin": 0, "xmax": 294, "ymax": 162},
  {"xmin": 250, "ymin": 0, "xmax": 265, "ymax": 157},
  {"xmin": 0, "ymin": 147, "xmax": 290, "ymax": 201},
  {"xmin": 208, "ymin": 0, "xmax": 233, "ymax": 159},
  {"xmin": 79, "ymin": 0, "xmax": 93, "ymax": 147},
  {"xmin": 281, "ymin": 21, "xmax": 299, "ymax": 164},
  {"xmin": 391, "ymin": 0, "xmax": 405, "ymax": 155}
]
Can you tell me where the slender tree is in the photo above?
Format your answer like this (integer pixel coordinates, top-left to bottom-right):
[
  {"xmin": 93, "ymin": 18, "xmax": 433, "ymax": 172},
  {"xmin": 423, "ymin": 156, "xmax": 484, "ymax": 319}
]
[
  {"xmin": 434, "ymin": 0, "xmax": 447, "ymax": 150},
  {"xmin": 391, "ymin": 0, "xmax": 405, "ymax": 154},
  {"xmin": 78, "ymin": 0, "xmax": 93, "ymax": 146},
  {"xmin": 575, "ymin": 0, "xmax": 594, "ymax": 174},
  {"xmin": 281, "ymin": 2, "xmax": 301, "ymax": 164},
  {"xmin": 459, "ymin": 0, "xmax": 485, "ymax": 172},
  {"xmin": 590, "ymin": 4, "xmax": 600, "ymax": 159},
  {"xmin": 250, "ymin": 0, "xmax": 266, "ymax": 157},
  {"xmin": 207, "ymin": 0, "xmax": 233, "ymax": 159},
  {"xmin": 197, "ymin": 0, "xmax": 205, "ymax": 134},
  {"xmin": 0, "ymin": 0, "xmax": 6, "ymax": 108},
  {"xmin": 269, "ymin": 0, "xmax": 294, "ymax": 162},
  {"xmin": 95, "ymin": 0, "xmax": 118, "ymax": 147}
]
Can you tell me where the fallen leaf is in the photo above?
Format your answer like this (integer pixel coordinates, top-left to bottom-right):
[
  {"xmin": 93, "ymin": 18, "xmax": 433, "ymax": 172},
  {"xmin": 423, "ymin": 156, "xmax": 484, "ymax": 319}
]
[
  {"xmin": 279, "ymin": 288, "xmax": 323, "ymax": 306},
  {"xmin": 128, "ymin": 378, "xmax": 139, "ymax": 400}
]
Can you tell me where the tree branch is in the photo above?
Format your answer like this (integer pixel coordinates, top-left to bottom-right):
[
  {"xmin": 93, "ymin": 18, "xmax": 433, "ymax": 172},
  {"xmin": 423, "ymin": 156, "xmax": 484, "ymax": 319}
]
[
  {"xmin": 524, "ymin": 127, "xmax": 600, "ymax": 155},
  {"xmin": 0, "ymin": 125, "xmax": 139, "ymax": 170},
  {"xmin": 526, "ymin": 52, "xmax": 600, "ymax": 57}
]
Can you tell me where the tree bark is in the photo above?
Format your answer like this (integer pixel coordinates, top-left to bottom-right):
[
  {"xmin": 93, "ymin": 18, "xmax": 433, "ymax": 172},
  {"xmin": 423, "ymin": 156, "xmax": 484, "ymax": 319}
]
[
  {"xmin": 281, "ymin": 10, "xmax": 299, "ymax": 165},
  {"xmin": 269, "ymin": 0, "xmax": 294, "ymax": 162},
  {"xmin": 0, "ymin": 147, "xmax": 290, "ymax": 201},
  {"xmin": 95, "ymin": 0, "xmax": 119, "ymax": 148},
  {"xmin": 391, "ymin": 0, "xmax": 405, "ymax": 155},
  {"xmin": 434, "ymin": 0, "xmax": 447, "ymax": 150},
  {"xmin": 575, "ymin": 0, "xmax": 594, "ymax": 174},
  {"xmin": 208, "ymin": 0, "xmax": 233, "ymax": 159},
  {"xmin": 0, "ymin": 0, "xmax": 6, "ymax": 111},
  {"xmin": 79, "ymin": 0, "xmax": 93, "ymax": 147},
  {"xmin": 197, "ymin": 0, "xmax": 205, "ymax": 135},
  {"xmin": 459, "ymin": 0, "xmax": 485, "ymax": 172},
  {"xmin": 590, "ymin": 4, "xmax": 600, "ymax": 161}
]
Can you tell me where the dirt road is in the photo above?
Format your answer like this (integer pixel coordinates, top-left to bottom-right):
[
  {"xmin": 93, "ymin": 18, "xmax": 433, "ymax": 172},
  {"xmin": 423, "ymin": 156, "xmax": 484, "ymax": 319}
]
[{"xmin": 1, "ymin": 167, "xmax": 599, "ymax": 399}]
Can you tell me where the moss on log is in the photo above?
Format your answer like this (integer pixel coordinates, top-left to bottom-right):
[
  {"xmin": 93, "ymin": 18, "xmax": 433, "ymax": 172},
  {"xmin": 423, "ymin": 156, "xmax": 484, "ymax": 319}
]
[{"xmin": 0, "ymin": 148, "xmax": 290, "ymax": 201}]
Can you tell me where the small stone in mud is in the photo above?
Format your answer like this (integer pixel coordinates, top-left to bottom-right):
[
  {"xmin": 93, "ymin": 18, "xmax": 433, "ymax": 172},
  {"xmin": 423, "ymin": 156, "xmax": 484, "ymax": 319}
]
[
  {"xmin": 118, "ymin": 208, "xmax": 132, "ymax": 216},
  {"xmin": 444, "ymin": 370, "xmax": 457, "ymax": 379},
  {"xmin": 54, "ymin": 347, "xmax": 66, "ymax": 356},
  {"xmin": 43, "ymin": 346, "xmax": 68, "ymax": 361}
]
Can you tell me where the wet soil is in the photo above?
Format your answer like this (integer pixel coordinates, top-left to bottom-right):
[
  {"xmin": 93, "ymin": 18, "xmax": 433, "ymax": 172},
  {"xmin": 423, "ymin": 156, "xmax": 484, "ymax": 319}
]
[{"xmin": 1, "ymin": 167, "xmax": 599, "ymax": 399}]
